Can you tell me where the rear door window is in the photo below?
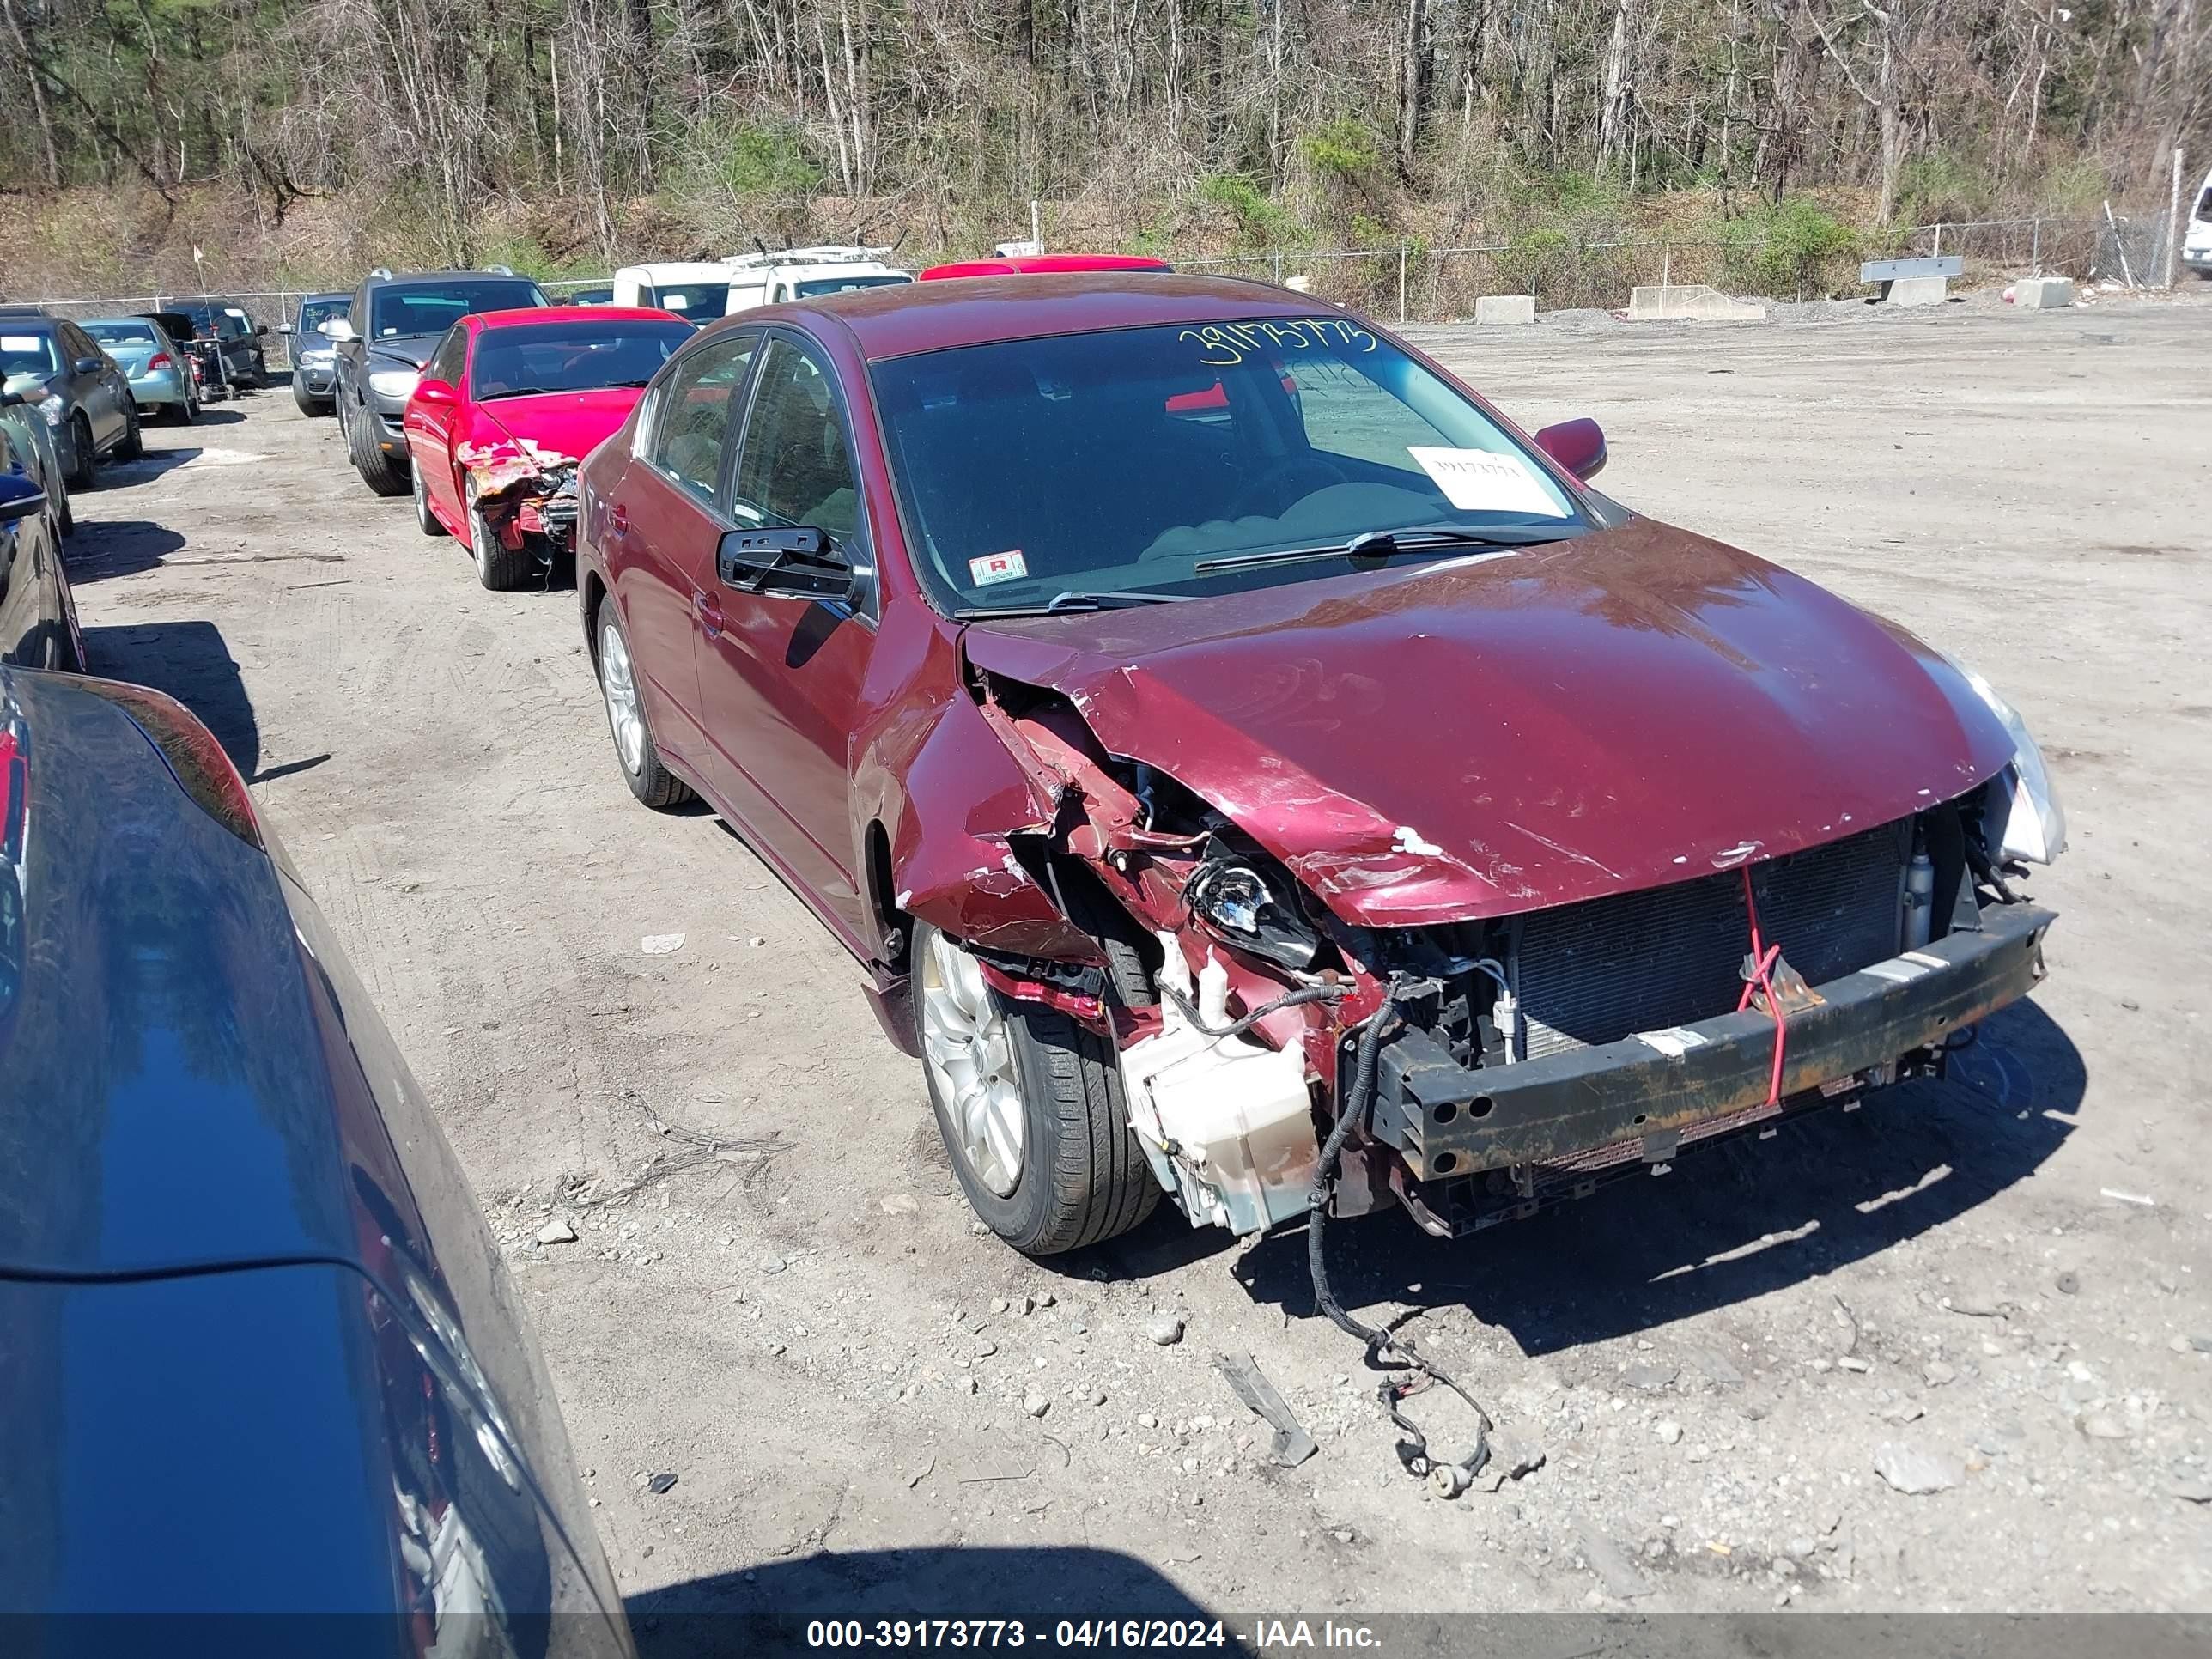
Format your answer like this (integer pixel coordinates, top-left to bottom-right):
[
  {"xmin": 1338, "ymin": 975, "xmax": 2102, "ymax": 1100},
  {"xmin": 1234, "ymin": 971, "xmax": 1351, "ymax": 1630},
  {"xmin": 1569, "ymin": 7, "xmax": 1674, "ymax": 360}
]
[{"xmin": 648, "ymin": 334, "xmax": 758, "ymax": 502}]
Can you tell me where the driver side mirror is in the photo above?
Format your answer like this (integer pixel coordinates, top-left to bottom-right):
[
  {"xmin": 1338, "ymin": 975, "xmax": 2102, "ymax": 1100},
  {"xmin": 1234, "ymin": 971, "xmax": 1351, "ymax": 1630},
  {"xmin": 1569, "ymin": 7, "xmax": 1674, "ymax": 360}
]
[
  {"xmin": 414, "ymin": 378, "xmax": 457, "ymax": 406},
  {"xmin": 716, "ymin": 526, "xmax": 858, "ymax": 604},
  {"xmin": 74, "ymin": 356, "xmax": 105, "ymax": 376},
  {"xmin": 0, "ymin": 472, "xmax": 47, "ymax": 525},
  {"xmin": 323, "ymin": 318, "xmax": 356, "ymax": 343},
  {"xmin": 278, "ymin": 322, "xmax": 294, "ymax": 335},
  {"xmin": 1534, "ymin": 417, "xmax": 1607, "ymax": 482}
]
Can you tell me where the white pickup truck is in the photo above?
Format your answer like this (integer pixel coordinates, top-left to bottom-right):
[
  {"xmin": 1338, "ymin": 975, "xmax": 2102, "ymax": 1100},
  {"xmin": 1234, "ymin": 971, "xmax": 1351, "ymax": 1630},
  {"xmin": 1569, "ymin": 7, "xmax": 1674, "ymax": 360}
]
[{"xmin": 612, "ymin": 250, "xmax": 914, "ymax": 321}]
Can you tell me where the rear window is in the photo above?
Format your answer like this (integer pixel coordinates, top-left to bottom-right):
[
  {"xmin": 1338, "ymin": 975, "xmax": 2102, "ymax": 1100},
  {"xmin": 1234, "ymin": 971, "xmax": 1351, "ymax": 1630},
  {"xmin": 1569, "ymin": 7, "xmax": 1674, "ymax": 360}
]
[
  {"xmin": 795, "ymin": 273, "xmax": 912, "ymax": 298},
  {"xmin": 368, "ymin": 282, "xmax": 546, "ymax": 339},
  {"xmin": 299, "ymin": 297, "xmax": 350, "ymax": 333},
  {"xmin": 85, "ymin": 321, "xmax": 158, "ymax": 348},
  {"xmin": 470, "ymin": 319, "xmax": 696, "ymax": 399},
  {"xmin": 645, "ymin": 283, "xmax": 728, "ymax": 318}
]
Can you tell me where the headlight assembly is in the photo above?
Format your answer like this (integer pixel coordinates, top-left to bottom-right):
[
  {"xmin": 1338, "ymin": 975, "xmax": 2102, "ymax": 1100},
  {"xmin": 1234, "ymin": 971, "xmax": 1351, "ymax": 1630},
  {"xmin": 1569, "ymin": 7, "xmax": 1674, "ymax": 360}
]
[
  {"xmin": 1948, "ymin": 655, "xmax": 2066, "ymax": 865},
  {"xmin": 368, "ymin": 368, "xmax": 420, "ymax": 399},
  {"xmin": 1184, "ymin": 848, "xmax": 1322, "ymax": 972}
]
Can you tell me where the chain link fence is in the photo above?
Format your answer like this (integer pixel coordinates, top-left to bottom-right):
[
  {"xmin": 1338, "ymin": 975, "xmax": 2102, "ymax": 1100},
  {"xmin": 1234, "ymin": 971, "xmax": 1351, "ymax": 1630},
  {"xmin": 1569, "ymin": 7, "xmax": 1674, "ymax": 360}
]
[{"xmin": 6, "ymin": 213, "xmax": 2173, "ymax": 343}]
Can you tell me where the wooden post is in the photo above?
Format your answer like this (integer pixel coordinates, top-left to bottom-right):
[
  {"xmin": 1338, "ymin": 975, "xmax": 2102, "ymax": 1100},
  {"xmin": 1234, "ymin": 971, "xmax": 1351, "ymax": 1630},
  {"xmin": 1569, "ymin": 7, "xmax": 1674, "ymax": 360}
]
[{"xmin": 1398, "ymin": 246, "xmax": 1408, "ymax": 325}]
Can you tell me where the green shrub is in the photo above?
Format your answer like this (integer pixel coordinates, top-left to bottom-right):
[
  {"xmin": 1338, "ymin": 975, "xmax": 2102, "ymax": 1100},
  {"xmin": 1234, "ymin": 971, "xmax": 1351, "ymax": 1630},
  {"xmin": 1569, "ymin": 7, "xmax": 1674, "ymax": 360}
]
[
  {"xmin": 718, "ymin": 123, "xmax": 823, "ymax": 198},
  {"xmin": 1897, "ymin": 151, "xmax": 1993, "ymax": 225},
  {"xmin": 1717, "ymin": 198, "xmax": 1860, "ymax": 296},
  {"xmin": 1298, "ymin": 119, "xmax": 1380, "ymax": 180},
  {"xmin": 1198, "ymin": 173, "xmax": 1302, "ymax": 246}
]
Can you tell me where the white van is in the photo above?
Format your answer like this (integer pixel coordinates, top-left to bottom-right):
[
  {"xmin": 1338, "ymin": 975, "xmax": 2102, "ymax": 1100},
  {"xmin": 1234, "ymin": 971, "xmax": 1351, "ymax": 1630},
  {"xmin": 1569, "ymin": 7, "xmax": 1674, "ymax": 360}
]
[
  {"xmin": 2185, "ymin": 167, "xmax": 2212, "ymax": 280},
  {"xmin": 720, "ymin": 247, "xmax": 914, "ymax": 310},
  {"xmin": 610, "ymin": 263, "xmax": 740, "ymax": 319}
]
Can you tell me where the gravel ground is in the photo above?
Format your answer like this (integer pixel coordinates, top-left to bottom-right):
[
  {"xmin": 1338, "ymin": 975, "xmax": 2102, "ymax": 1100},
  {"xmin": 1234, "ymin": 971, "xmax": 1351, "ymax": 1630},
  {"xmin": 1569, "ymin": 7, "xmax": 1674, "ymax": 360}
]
[{"xmin": 60, "ymin": 288, "xmax": 2212, "ymax": 1626}]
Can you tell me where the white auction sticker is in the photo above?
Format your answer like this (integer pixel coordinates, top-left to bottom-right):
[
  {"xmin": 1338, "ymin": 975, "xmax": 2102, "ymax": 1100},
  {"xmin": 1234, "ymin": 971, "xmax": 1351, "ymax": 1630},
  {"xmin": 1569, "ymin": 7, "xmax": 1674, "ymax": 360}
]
[
  {"xmin": 969, "ymin": 549, "xmax": 1029, "ymax": 586},
  {"xmin": 1406, "ymin": 446, "xmax": 1570, "ymax": 518},
  {"xmin": 2, "ymin": 337, "xmax": 43, "ymax": 352}
]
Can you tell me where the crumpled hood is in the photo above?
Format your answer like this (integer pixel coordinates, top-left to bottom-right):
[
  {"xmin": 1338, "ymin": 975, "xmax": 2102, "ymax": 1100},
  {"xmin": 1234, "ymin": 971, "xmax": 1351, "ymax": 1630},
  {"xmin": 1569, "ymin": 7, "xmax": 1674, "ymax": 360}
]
[
  {"xmin": 466, "ymin": 386, "xmax": 641, "ymax": 473},
  {"xmin": 961, "ymin": 518, "xmax": 2016, "ymax": 926}
]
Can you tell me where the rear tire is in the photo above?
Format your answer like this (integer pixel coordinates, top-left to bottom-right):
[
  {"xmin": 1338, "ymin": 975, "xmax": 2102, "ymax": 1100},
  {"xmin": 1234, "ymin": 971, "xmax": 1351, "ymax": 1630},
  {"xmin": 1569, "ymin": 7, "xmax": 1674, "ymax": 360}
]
[
  {"xmin": 593, "ymin": 596, "xmax": 693, "ymax": 810},
  {"xmin": 915, "ymin": 923, "xmax": 1158, "ymax": 1256},
  {"xmin": 346, "ymin": 394, "xmax": 410, "ymax": 496}
]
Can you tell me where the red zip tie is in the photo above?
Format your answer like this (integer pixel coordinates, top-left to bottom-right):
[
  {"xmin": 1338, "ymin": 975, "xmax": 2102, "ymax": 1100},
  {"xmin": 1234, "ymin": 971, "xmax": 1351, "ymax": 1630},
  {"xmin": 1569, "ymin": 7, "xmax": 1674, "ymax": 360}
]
[{"xmin": 1738, "ymin": 866, "xmax": 1787, "ymax": 1109}]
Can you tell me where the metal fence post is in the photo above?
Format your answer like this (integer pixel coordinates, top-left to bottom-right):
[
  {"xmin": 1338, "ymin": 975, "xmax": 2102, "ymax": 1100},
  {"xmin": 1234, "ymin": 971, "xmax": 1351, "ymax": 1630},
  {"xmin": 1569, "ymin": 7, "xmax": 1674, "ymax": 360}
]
[
  {"xmin": 2168, "ymin": 146, "xmax": 2188, "ymax": 289},
  {"xmin": 2031, "ymin": 218, "xmax": 2041, "ymax": 276},
  {"xmin": 1931, "ymin": 222, "xmax": 1943, "ymax": 260},
  {"xmin": 1398, "ymin": 246, "xmax": 1407, "ymax": 325}
]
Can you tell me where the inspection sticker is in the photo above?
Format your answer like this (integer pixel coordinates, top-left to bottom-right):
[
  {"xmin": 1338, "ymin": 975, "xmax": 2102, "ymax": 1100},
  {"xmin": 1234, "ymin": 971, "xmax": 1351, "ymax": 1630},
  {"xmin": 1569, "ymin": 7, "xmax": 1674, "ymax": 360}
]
[
  {"xmin": 1407, "ymin": 446, "xmax": 1569, "ymax": 518},
  {"xmin": 969, "ymin": 549, "xmax": 1029, "ymax": 587},
  {"xmin": 2, "ymin": 337, "xmax": 42, "ymax": 352}
]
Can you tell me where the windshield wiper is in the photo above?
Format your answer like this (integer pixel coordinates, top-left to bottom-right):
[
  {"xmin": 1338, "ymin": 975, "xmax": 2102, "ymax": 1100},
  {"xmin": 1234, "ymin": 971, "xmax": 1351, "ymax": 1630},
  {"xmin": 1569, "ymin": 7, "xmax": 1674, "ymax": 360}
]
[
  {"xmin": 1194, "ymin": 522, "xmax": 1568, "ymax": 574},
  {"xmin": 483, "ymin": 386, "xmax": 558, "ymax": 400},
  {"xmin": 952, "ymin": 589, "xmax": 1193, "ymax": 621}
]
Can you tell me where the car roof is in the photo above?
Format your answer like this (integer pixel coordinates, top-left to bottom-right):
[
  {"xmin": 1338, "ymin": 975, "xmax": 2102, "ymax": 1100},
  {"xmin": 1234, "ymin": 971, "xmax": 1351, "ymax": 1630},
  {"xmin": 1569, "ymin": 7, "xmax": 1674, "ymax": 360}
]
[
  {"xmin": 0, "ymin": 668, "xmax": 361, "ymax": 1279},
  {"xmin": 466, "ymin": 305, "xmax": 685, "ymax": 330},
  {"xmin": 366, "ymin": 270, "xmax": 543, "ymax": 289},
  {"xmin": 300, "ymin": 290, "xmax": 350, "ymax": 303},
  {"xmin": 920, "ymin": 253, "xmax": 1174, "ymax": 279},
  {"xmin": 161, "ymin": 295, "xmax": 238, "ymax": 308},
  {"xmin": 785, "ymin": 270, "xmax": 1358, "ymax": 362},
  {"xmin": 620, "ymin": 261, "xmax": 732, "ymax": 280}
]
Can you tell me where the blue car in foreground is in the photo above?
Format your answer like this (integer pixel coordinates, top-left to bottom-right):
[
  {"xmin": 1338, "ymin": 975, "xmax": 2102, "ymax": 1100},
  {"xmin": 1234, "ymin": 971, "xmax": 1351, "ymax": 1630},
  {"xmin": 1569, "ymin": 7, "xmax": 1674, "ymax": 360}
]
[{"xmin": 0, "ymin": 666, "xmax": 633, "ymax": 1649}]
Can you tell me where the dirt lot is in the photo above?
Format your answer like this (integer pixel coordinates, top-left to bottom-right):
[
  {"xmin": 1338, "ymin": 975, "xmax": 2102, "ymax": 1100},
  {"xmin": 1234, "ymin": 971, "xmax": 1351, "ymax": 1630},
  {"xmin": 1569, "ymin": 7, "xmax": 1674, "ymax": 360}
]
[{"xmin": 63, "ymin": 291, "xmax": 2212, "ymax": 1624}]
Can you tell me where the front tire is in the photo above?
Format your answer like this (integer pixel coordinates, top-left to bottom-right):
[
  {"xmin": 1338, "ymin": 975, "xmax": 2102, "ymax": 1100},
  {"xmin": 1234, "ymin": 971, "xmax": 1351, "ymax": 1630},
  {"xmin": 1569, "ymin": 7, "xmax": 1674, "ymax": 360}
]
[
  {"xmin": 915, "ymin": 924, "xmax": 1158, "ymax": 1255},
  {"xmin": 468, "ymin": 495, "xmax": 532, "ymax": 591},
  {"xmin": 64, "ymin": 416, "xmax": 94, "ymax": 491},
  {"xmin": 114, "ymin": 402, "xmax": 143, "ymax": 462},
  {"xmin": 292, "ymin": 379, "xmax": 328, "ymax": 418},
  {"xmin": 412, "ymin": 459, "xmax": 445, "ymax": 537},
  {"xmin": 593, "ymin": 595, "xmax": 693, "ymax": 810},
  {"xmin": 346, "ymin": 395, "xmax": 410, "ymax": 496}
]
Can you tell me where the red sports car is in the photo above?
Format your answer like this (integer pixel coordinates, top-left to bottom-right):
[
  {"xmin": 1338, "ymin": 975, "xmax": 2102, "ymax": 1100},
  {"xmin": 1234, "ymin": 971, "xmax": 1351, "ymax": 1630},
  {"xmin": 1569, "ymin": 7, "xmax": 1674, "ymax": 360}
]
[
  {"xmin": 573, "ymin": 275, "xmax": 2063, "ymax": 1260},
  {"xmin": 403, "ymin": 306, "xmax": 694, "ymax": 589}
]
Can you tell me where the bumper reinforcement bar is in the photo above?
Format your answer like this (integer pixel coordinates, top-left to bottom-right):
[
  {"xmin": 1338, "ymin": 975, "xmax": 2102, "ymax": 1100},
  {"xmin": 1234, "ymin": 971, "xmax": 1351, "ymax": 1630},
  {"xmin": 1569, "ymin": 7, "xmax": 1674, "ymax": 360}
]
[{"xmin": 1364, "ymin": 903, "xmax": 2056, "ymax": 1180}]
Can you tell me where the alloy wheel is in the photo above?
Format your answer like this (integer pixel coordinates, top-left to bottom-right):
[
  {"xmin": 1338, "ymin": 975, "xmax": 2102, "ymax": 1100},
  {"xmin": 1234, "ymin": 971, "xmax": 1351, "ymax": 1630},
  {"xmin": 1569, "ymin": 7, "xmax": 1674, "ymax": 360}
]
[
  {"xmin": 920, "ymin": 931, "xmax": 1024, "ymax": 1198},
  {"xmin": 598, "ymin": 621, "xmax": 647, "ymax": 778}
]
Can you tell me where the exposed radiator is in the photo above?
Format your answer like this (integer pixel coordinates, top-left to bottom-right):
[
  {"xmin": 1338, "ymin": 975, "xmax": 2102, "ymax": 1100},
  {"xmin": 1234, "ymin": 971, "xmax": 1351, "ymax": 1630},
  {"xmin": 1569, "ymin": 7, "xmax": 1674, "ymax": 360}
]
[{"xmin": 1517, "ymin": 820, "xmax": 1911, "ymax": 1060}]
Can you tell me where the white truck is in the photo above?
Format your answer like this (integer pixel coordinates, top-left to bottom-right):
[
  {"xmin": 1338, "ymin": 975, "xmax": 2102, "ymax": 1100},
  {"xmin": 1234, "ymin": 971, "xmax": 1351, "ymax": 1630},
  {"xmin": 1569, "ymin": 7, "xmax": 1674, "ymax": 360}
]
[
  {"xmin": 609, "ymin": 262, "xmax": 745, "ymax": 319},
  {"xmin": 2185, "ymin": 166, "xmax": 2212, "ymax": 281},
  {"xmin": 719, "ymin": 247, "xmax": 914, "ymax": 309}
]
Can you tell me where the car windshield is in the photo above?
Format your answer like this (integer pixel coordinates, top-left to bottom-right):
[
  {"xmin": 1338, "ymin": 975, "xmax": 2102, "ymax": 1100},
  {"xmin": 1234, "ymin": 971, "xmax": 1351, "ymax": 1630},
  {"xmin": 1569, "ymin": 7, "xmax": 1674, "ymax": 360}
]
[
  {"xmin": 647, "ymin": 283, "xmax": 729, "ymax": 318},
  {"xmin": 1, "ymin": 332, "xmax": 61, "ymax": 380},
  {"xmin": 299, "ymin": 298, "xmax": 349, "ymax": 334},
  {"xmin": 85, "ymin": 320, "xmax": 159, "ymax": 348},
  {"xmin": 369, "ymin": 282, "xmax": 545, "ymax": 339},
  {"xmin": 470, "ymin": 319, "xmax": 696, "ymax": 398},
  {"xmin": 796, "ymin": 273, "xmax": 912, "ymax": 298},
  {"xmin": 874, "ymin": 317, "xmax": 1587, "ymax": 613}
]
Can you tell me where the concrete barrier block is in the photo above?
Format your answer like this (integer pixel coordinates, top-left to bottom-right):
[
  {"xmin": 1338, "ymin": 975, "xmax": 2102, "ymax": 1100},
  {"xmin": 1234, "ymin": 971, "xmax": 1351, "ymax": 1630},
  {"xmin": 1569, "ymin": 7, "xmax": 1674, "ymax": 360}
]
[
  {"xmin": 1627, "ymin": 284, "xmax": 1767, "ymax": 322},
  {"xmin": 2014, "ymin": 276, "xmax": 2075, "ymax": 310},
  {"xmin": 1474, "ymin": 294, "xmax": 1536, "ymax": 325},
  {"xmin": 1885, "ymin": 275, "xmax": 1950, "ymax": 307}
]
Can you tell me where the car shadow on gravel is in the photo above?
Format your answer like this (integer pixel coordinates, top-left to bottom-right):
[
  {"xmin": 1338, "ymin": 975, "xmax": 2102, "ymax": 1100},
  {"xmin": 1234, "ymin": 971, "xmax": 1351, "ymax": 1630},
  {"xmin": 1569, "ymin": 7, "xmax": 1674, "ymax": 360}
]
[
  {"xmin": 76, "ymin": 617, "xmax": 317, "ymax": 786},
  {"xmin": 627, "ymin": 1546, "xmax": 1223, "ymax": 1659},
  {"xmin": 61, "ymin": 518, "xmax": 187, "ymax": 582},
  {"xmin": 1218, "ymin": 997, "xmax": 2084, "ymax": 1355}
]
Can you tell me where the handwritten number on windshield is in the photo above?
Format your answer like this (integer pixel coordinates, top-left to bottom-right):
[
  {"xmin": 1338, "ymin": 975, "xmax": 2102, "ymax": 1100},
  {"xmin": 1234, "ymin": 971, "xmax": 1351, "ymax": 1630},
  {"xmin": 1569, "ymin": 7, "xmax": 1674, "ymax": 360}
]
[{"xmin": 1176, "ymin": 318, "xmax": 1376, "ymax": 367}]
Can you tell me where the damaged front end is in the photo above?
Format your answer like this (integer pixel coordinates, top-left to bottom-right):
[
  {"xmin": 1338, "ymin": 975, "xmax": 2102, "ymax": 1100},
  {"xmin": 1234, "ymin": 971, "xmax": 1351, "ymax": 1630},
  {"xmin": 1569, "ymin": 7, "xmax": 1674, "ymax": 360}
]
[
  {"xmin": 459, "ymin": 439, "xmax": 581, "ymax": 575},
  {"xmin": 956, "ymin": 659, "xmax": 2060, "ymax": 1245}
]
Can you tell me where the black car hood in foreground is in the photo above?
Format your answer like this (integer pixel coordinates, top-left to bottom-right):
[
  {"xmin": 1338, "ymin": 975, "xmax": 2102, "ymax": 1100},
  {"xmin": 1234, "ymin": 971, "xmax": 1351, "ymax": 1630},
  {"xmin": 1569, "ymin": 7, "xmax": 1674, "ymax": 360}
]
[
  {"xmin": 365, "ymin": 333, "xmax": 441, "ymax": 371},
  {"xmin": 0, "ymin": 669, "xmax": 628, "ymax": 1638}
]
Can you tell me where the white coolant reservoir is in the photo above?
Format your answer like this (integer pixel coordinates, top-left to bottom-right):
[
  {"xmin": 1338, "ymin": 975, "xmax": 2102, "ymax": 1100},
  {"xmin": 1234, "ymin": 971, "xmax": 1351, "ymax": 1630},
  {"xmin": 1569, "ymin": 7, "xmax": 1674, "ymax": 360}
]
[{"xmin": 1120, "ymin": 934, "xmax": 1320, "ymax": 1236}]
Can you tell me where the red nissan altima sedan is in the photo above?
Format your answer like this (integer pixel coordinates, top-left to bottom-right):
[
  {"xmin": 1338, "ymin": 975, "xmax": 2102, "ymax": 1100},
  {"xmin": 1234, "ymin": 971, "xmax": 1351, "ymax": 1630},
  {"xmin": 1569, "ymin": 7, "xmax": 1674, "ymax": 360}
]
[{"xmin": 573, "ymin": 275, "xmax": 2063, "ymax": 1259}]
